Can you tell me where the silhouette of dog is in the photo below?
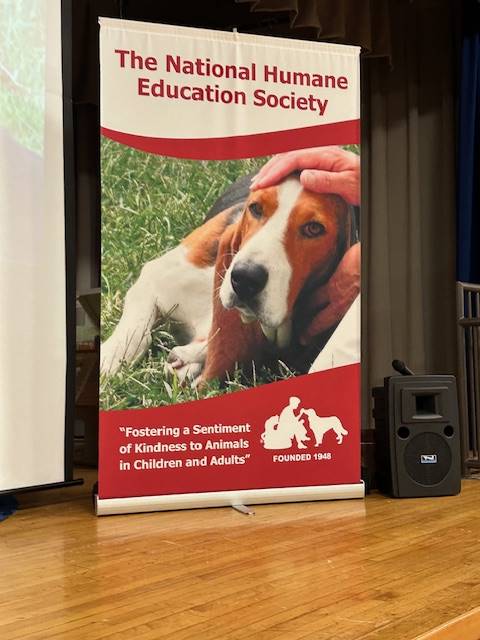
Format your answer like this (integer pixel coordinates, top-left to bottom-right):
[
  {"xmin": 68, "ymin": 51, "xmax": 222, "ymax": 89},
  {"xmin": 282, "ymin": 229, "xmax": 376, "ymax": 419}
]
[{"xmin": 302, "ymin": 409, "xmax": 348, "ymax": 445}]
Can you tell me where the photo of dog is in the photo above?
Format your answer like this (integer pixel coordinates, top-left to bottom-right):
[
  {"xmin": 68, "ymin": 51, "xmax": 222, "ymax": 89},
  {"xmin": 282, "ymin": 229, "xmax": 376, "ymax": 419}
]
[{"xmin": 100, "ymin": 141, "xmax": 360, "ymax": 409}]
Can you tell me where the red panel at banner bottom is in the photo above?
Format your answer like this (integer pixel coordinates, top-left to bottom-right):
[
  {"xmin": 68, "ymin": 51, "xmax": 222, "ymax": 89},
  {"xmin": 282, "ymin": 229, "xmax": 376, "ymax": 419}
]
[
  {"xmin": 100, "ymin": 119, "xmax": 360, "ymax": 160},
  {"xmin": 99, "ymin": 364, "xmax": 360, "ymax": 500}
]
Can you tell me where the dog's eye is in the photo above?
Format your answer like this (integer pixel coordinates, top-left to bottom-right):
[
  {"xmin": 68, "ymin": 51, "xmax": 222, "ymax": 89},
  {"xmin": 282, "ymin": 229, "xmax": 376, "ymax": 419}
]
[
  {"xmin": 249, "ymin": 202, "xmax": 263, "ymax": 219},
  {"xmin": 301, "ymin": 221, "xmax": 326, "ymax": 238}
]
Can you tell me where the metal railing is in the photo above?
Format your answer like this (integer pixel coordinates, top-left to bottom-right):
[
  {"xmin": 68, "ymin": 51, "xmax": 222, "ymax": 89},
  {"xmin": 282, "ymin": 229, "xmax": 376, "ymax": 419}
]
[{"xmin": 457, "ymin": 282, "xmax": 480, "ymax": 475}]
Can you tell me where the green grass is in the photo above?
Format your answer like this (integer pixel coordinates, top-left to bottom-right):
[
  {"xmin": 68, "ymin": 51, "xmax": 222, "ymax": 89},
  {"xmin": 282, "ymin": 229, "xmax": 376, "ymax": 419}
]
[{"xmin": 100, "ymin": 139, "xmax": 271, "ymax": 410}]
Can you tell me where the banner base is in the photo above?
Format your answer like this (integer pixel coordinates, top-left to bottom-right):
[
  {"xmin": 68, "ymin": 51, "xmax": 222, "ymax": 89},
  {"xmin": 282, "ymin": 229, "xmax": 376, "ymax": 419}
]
[{"xmin": 95, "ymin": 482, "xmax": 365, "ymax": 516}]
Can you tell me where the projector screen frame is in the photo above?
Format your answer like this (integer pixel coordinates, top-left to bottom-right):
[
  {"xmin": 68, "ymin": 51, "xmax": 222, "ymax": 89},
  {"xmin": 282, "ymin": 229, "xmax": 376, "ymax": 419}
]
[{"xmin": 61, "ymin": 0, "xmax": 80, "ymax": 489}]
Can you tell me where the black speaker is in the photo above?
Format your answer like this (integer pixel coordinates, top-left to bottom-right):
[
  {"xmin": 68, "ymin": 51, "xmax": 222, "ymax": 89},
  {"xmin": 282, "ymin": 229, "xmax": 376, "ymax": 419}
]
[{"xmin": 373, "ymin": 375, "xmax": 461, "ymax": 497}]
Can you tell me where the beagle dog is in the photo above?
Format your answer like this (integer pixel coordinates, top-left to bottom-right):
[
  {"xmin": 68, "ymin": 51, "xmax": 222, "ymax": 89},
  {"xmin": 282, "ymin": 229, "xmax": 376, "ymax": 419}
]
[{"xmin": 100, "ymin": 172, "xmax": 352, "ymax": 386}]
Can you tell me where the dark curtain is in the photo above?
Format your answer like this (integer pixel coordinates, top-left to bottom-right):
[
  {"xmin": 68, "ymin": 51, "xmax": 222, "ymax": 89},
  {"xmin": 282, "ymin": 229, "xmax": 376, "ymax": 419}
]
[
  {"xmin": 361, "ymin": 0, "xmax": 458, "ymax": 430},
  {"xmin": 236, "ymin": 0, "xmax": 392, "ymax": 58},
  {"xmin": 457, "ymin": 0, "xmax": 480, "ymax": 285}
]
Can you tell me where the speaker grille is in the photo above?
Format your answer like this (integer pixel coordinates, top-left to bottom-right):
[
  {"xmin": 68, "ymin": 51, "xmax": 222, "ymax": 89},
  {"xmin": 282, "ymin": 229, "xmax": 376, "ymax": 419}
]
[{"xmin": 404, "ymin": 432, "xmax": 451, "ymax": 486}]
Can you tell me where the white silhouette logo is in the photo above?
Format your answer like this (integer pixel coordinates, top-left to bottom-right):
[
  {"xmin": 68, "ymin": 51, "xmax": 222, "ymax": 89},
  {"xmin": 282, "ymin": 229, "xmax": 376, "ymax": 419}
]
[{"xmin": 261, "ymin": 396, "xmax": 348, "ymax": 450}]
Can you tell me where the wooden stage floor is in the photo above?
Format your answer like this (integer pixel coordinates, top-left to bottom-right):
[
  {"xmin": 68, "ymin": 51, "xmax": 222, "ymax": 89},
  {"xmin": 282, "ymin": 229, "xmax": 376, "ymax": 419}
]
[{"xmin": 1, "ymin": 475, "xmax": 480, "ymax": 640}]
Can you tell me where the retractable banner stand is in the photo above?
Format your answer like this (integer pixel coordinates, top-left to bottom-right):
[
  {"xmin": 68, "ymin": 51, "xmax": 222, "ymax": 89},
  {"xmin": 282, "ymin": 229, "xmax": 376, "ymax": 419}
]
[{"xmin": 97, "ymin": 18, "xmax": 362, "ymax": 515}]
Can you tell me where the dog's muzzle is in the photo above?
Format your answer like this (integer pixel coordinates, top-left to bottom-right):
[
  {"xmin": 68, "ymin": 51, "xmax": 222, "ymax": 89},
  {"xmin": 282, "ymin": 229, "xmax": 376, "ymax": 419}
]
[{"xmin": 227, "ymin": 261, "xmax": 291, "ymax": 348}]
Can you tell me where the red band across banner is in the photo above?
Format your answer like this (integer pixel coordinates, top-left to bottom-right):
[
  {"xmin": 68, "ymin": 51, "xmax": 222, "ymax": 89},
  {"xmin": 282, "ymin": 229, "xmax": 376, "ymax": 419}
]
[
  {"xmin": 101, "ymin": 119, "xmax": 360, "ymax": 160},
  {"xmin": 99, "ymin": 364, "xmax": 360, "ymax": 500}
]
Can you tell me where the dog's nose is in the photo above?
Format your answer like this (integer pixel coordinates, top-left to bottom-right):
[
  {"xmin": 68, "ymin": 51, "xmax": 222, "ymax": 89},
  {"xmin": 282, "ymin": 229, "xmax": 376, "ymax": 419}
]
[{"xmin": 231, "ymin": 263, "xmax": 268, "ymax": 301}]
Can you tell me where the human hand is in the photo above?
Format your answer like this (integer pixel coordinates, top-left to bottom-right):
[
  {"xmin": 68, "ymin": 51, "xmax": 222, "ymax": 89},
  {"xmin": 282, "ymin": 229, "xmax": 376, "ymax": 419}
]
[
  {"xmin": 250, "ymin": 146, "xmax": 360, "ymax": 206},
  {"xmin": 300, "ymin": 243, "xmax": 360, "ymax": 344}
]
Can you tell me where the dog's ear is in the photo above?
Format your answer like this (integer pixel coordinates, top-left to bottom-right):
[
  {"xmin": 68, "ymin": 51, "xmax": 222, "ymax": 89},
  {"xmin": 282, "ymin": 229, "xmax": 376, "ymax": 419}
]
[
  {"xmin": 343, "ymin": 204, "xmax": 359, "ymax": 252},
  {"xmin": 332, "ymin": 196, "xmax": 352, "ymax": 256},
  {"xmin": 199, "ymin": 220, "xmax": 265, "ymax": 385},
  {"xmin": 215, "ymin": 221, "xmax": 242, "ymax": 275},
  {"xmin": 329, "ymin": 198, "xmax": 359, "ymax": 268}
]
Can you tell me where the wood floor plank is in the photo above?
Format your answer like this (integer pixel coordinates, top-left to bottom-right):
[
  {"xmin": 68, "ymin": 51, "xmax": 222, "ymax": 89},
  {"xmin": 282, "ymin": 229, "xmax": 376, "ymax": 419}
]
[
  {"xmin": 1, "ymin": 477, "xmax": 479, "ymax": 640},
  {"xmin": 414, "ymin": 605, "xmax": 480, "ymax": 640}
]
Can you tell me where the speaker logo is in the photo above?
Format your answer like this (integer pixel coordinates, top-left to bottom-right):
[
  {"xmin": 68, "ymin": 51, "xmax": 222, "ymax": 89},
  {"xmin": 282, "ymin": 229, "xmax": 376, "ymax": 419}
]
[{"xmin": 420, "ymin": 454, "xmax": 438, "ymax": 464}]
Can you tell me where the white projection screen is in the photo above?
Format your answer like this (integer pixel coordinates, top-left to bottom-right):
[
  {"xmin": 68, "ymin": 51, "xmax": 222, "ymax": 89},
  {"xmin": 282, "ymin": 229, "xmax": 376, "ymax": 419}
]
[{"xmin": 0, "ymin": 0, "xmax": 75, "ymax": 492}]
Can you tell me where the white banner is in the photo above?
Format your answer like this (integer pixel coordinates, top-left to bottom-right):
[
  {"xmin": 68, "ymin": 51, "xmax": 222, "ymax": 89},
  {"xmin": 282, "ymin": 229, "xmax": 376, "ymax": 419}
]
[
  {"xmin": 100, "ymin": 20, "xmax": 360, "ymax": 139},
  {"xmin": 98, "ymin": 19, "xmax": 362, "ymax": 515}
]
